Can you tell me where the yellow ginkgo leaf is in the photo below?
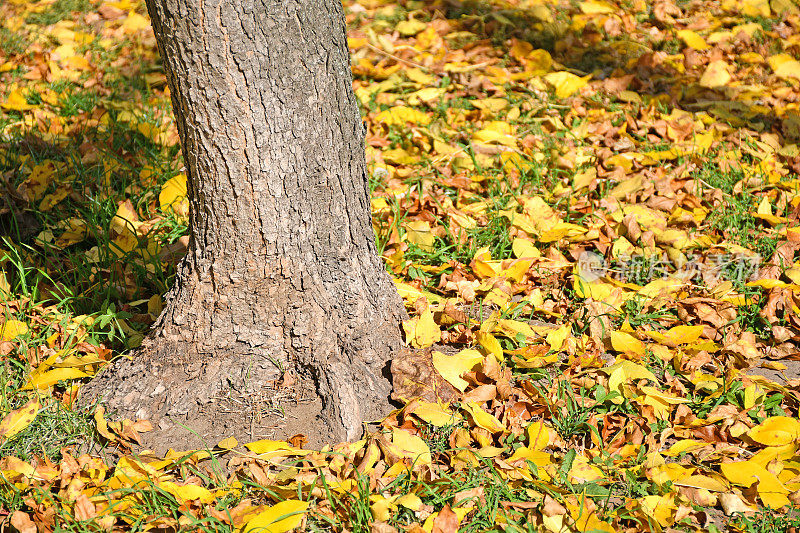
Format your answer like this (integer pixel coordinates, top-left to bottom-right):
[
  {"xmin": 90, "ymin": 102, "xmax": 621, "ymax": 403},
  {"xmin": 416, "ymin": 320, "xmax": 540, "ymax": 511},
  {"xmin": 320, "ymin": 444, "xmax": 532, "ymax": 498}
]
[
  {"xmin": 1, "ymin": 320, "xmax": 28, "ymax": 342},
  {"xmin": 0, "ymin": 89, "xmax": 35, "ymax": 111},
  {"xmin": 431, "ymin": 349, "xmax": 483, "ymax": 391},
  {"xmin": 0, "ymin": 398, "xmax": 40, "ymax": 442},
  {"xmin": 462, "ymin": 402, "xmax": 505, "ymax": 434},
  {"xmin": 544, "ymin": 71, "xmax": 591, "ymax": 99},
  {"xmin": 677, "ymin": 30, "xmax": 709, "ymax": 50},
  {"xmin": 402, "ymin": 309, "xmax": 441, "ymax": 349},
  {"xmin": 610, "ymin": 331, "xmax": 645, "ymax": 355},
  {"xmin": 242, "ymin": 500, "xmax": 310, "ymax": 533},
  {"xmin": 392, "ymin": 427, "xmax": 432, "ymax": 465},
  {"xmin": 747, "ymin": 416, "xmax": 800, "ymax": 446},
  {"xmin": 699, "ymin": 60, "xmax": 731, "ymax": 88},
  {"xmin": 159, "ymin": 174, "xmax": 188, "ymax": 218}
]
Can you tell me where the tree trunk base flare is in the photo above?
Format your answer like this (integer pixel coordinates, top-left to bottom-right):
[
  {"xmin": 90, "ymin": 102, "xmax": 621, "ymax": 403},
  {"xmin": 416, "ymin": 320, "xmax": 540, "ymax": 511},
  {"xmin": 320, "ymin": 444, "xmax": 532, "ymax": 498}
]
[
  {"xmin": 80, "ymin": 259, "xmax": 406, "ymax": 449},
  {"xmin": 77, "ymin": 0, "xmax": 411, "ymax": 449}
]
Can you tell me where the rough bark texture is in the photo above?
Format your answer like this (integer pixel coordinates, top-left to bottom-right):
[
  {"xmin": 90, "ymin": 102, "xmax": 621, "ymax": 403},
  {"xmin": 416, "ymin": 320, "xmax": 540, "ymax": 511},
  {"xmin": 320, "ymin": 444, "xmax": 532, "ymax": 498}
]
[{"xmin": 80, "ymin": 0, "xmax": 406, "ymax": 444}]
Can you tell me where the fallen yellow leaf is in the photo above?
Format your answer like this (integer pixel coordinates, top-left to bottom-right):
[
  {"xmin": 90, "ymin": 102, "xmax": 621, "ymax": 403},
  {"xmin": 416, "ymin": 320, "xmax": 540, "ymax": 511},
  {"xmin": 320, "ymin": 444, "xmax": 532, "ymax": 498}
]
[
  {"xmin": 159, "ymin": 173, "xmax": 188, "ymax": 219},
  {"xmin": 0, "ymin": 398, "xmax": 40, "ymax": 442},
  {"xmin": 432, "ymin": 349, "xmax": 483, "ymax": 391},
  {"xmin": 677, "ymin": 29, "xmax": 710, "ymax": 50},
  {"xmin": 544, "ymin": 71, "xmax": 591, "ymax": 99},
  {"xmin": 1, "ymin": 320, "xmax": 28, "ymax": 341},
  {"xmin": 699, "ymin": 60, "xmax": 732, "ymax": 88},
  {"xmin": 462, "ymin": 402, "xmax": 505, "ymax": 434},
  {"xmin": 402, "ymin": 309, "xmax": 441, "ymax": 349},
  {"xmin": 242, "ymin": 500, "xmax": 309, "ymax": 533},
  {"xmin": 747, "ymin": 416, "xmax": 800, "ymax": 446},
  {"xmin": 391, "ymin": 427, "xmax": 432, "ymax": 466},
  {"xmin": 610, "ymin": 331, "xmax": 645, "ymax": 355},
  {"xmin": 22, "ymin": 367, "xmax": 90, "ymax": 390},
  {"xmin": 0, "ymin": 89, "xmax": 35, "ymax": 111}
]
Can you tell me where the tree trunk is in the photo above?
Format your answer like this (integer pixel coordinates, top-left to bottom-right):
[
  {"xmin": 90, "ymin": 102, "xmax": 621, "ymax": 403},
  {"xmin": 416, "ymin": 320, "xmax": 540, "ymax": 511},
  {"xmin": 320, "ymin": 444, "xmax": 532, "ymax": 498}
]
[{"xmin": 80, "ymin": 0, "xmax": 406, "ymax": 445}]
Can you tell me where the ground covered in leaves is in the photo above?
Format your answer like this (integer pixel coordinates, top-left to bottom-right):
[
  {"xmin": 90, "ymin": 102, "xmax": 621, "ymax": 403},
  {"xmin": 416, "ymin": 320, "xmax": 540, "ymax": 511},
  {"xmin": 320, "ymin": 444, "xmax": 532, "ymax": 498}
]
[{"xmin": 2, "ymin": 0, "xmax": 800, "ymax": 531}]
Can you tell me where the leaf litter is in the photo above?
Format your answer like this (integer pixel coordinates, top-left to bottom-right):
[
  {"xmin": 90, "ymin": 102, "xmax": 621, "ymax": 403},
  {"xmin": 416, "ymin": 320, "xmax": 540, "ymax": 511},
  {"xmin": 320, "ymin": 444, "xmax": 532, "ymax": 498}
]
[{"xmin": 2, "ymin": 0, "xmax": 800, "ymax": 531}]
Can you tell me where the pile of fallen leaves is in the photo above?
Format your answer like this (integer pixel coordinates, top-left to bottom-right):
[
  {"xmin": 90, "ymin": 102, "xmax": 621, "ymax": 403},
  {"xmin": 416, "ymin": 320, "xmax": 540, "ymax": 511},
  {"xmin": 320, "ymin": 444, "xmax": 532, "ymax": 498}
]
[{"xmin": 3, "ymin": 0, "xmax": 800, "ymax": 531}]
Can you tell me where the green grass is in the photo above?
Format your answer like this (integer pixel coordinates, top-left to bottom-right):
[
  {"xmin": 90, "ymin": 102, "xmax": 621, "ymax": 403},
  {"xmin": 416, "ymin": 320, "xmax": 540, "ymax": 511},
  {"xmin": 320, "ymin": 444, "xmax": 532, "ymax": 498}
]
[
  {"xmin": 731, "ymin": 507, "xmax": 800, "ymax": 533},
  {"xmin": 612, "ymin": 296, "xmax": 677, "ymax": 330},
  {"xmin": 0, "ymin": 87, "xmax": 186, "ymax": 314},
  {"xmin": 0, "ymin": 27, "xmax": 30, "ymax": 57},
  {"xmin": 0, "ymin": 52, "xmax": 185, "ymax": 463},
  {"xmin": 696, "ymin": 159, "xmax": 780, "ymax": 262},
  {"xmin": 0, "ymin": 398, "xmax": 96, "ymax": 462},
  {"xmin": 25, "ymin": 0, "xmax": 92, "ymax": 26},
  {"xmin": 0, "ymin": 245, "xmax": 136, "ymax": 461}
]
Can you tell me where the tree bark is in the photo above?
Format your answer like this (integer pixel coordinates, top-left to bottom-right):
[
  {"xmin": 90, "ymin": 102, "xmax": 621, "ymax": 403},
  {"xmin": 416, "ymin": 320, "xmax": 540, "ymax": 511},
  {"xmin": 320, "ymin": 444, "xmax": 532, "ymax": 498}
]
[{"xmin": 80, "ymin": 0, "xmax": 406, "ymax": 444}]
